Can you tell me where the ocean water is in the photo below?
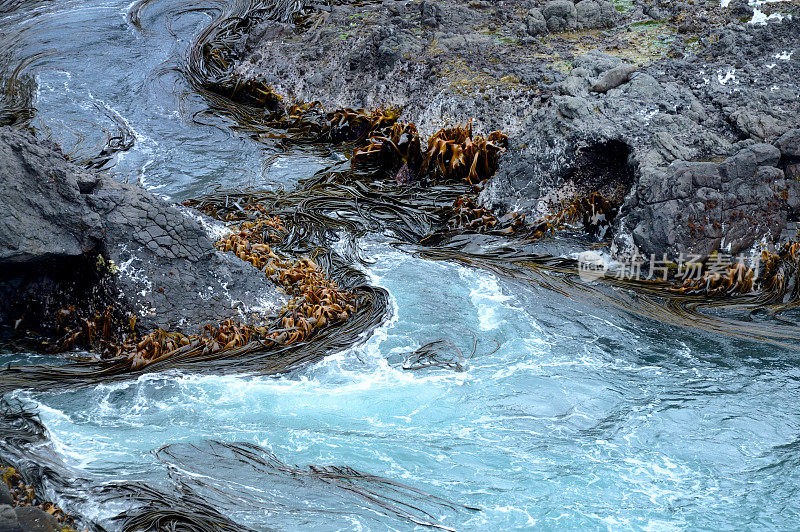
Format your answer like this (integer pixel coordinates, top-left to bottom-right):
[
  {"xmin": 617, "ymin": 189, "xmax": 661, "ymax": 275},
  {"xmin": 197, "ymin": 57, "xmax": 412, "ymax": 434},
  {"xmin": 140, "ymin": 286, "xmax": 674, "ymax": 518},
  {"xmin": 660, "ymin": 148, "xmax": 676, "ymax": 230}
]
[{"xmin": 2, "ymin": 0, "xmax": 800, "ymax": 530}]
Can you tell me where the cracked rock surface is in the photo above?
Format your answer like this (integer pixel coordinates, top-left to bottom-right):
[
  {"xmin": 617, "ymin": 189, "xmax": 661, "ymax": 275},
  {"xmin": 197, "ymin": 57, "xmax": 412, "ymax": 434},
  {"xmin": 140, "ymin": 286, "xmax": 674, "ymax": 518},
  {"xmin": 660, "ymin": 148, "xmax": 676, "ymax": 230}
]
[{"xmin": 0, "ymin": 127, "xmax": 286, "ymax": 337}]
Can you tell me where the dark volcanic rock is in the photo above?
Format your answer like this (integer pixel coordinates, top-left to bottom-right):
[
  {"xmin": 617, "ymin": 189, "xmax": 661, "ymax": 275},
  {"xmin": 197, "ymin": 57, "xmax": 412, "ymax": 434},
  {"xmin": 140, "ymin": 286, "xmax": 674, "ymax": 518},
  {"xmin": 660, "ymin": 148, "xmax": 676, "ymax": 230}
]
[
  {"xmin": 525, "ymin": 8, "xmax": 547, "ymax": 36},
  {"xmin": 575, "ymin": 0, "xmax": 618, "ymax": 30},
  {"xmin": 235, "ymin": 0, "xmax": 800, "ymax": 260},
  {"xmin": 0, "ymin": 132, "xmax": 102, "ymax": 265},
  {"xmin": 0, "ymin": 483, "xmax": 13, "ymax": 506},
  {"xmin": 615, "ymin": 144, "xmax": 792, "ymax": 260},
  {"xmin": 481, "ymin": 15, "xmax": 800, "ymax": 260},
  {"xmin": 0, "ymin": 505, "xmax": 22, "ymax": 532},
  {"xmin": 0, "ymin": 127, "xmax": 286, "ymax": 338},
  {"xmin": 13, "ymin": 506, "xmax": 60, "ymax": 532},
  {"xmin": 543, "ymin": 0, "xmax": 578, "ymax": 32},
  {"xmin": 776, "ymin": 129, "xmax": 800, "ymax": 160}
]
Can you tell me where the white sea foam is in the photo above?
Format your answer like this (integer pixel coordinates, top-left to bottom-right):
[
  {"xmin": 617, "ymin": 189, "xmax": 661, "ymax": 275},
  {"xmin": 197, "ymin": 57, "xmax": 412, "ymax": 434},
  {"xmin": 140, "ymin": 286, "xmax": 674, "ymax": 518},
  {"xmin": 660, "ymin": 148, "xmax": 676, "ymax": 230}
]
[{"xmin": 459, "ymin": 267, "xmax": 514, "ymax": 331}]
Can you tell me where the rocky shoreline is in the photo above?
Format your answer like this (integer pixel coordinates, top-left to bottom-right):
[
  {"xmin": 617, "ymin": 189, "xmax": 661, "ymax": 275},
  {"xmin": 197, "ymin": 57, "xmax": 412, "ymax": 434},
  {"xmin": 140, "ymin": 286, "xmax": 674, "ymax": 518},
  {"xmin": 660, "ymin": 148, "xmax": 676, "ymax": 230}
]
[
  {"xmin": 1, "ymin": 1, "xmax": 799, "ymax": 530},
  {"xmin": 2, "ymin": 0, "xmax": 799, "ymax": 364},
  {"xmin": 234, "ymin": 0, "xmax": 800, "ymax": 261}
]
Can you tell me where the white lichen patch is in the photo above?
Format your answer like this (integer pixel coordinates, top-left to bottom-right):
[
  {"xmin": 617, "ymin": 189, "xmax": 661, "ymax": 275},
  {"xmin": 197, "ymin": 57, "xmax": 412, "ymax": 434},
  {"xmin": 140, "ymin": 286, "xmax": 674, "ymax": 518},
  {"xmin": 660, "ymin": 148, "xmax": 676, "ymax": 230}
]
[{"xmin": 717, "ymin": 68, "xmax": 738, "ymax": 85}]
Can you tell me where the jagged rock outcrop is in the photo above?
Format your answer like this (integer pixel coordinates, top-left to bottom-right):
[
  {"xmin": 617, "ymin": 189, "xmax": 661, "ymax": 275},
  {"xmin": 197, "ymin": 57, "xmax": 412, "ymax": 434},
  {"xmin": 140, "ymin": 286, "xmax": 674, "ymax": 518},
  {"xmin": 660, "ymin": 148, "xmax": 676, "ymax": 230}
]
[
  {"xmin": 615, "ymin": 143, "xmax": 793, "ymax": 259},
  {"xmin": 543, "ymin": 0, "xmax": 577, "ymax": 32},
  {"xmin": 233, "ymin": 0, "xmax": 799, "ymax": 262},
  {"xmin": 481, "ymin": 14, "xmax": 800, "ymax": 261},
  {"xmin": 0, "ymin": 127, "xmax": 286, "ymax": 338},
  {"xmin": 575, "ymin": 0, "xmax": 618, "ymax": 30}
]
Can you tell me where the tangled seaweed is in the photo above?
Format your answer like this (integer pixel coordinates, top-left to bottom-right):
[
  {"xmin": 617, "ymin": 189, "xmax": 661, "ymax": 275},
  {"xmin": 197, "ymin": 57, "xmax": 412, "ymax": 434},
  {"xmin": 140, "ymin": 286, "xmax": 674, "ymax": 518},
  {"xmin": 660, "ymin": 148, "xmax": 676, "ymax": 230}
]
[
  {"xmin": 527, "ymin": 192, "xmax": 619, "ymax": 240},
  {"xmin": 758, "ymin": 241, "xmax": 800, "ymax": 304},
  {"xmin": 669, "ymin": 259, "xmax": 755, "ymax": 296},
  {"xmin": 0, "ymin": 399, "xmax": 472, "ymax": 531},
  {"xmin": 39, "ymin": 211, "xmax": 359, "ymax": 374},
  {"xmin": 151, "ymin": 441, "xmax": 475, "ymax": 531},
  {"xmin": 178, "ymin": 0, "xmax": 508, "ymax": 185},
  {"xmin": 0, "ymin": 54, "xmax": 41, "ymax": 128}
]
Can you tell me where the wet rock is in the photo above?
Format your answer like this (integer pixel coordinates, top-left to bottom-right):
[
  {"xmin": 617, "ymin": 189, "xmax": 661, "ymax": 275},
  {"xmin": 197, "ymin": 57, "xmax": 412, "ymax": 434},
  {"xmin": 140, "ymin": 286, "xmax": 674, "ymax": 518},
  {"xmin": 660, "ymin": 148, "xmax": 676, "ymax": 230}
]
[
  {"xmin": 0, "ymin": 127, "xmax": 286, "ymax": 338},
  {"xmin": 0, "ymin": 505, "xmax": 22, "ymax": 532},
  {"xmin": 525, "ymin": 8, "xmax": 547, "ymax": 36},
  {"xmin": 0, "ymin": 483, "xmax": 12, "ymax": 506},
  {"xmin": 0, "ymin": 482, "xmax": 14, "ymax": 505},
  {"xmin": 543, "ymin": 0, "xmax": 577, "ymax": 32},
  {"xmin": 232, "ymin": 0, "xmax": 800, "ymax": 262},
  {"xmin": 0, "ymin": 131, "xmax": 102, "ymax": 265},
  {"xmin": 575, "ymin": 0, "xmax": 617, "ymax": 30},
  {"xmin": 13, "ymin": 507, "xmax": 60, "ymax": 532},
  {"xmin": 724, "ymin": 0, "xmax": 754, "ymax": 19}
]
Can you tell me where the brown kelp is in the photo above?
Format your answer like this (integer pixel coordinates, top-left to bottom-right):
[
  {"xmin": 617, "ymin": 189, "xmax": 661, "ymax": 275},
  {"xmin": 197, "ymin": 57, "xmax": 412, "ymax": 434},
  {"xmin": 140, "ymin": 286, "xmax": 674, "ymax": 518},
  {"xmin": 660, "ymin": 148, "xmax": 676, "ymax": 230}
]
[
  {"xmin": 353, "ymin": 121, "xmax": 508, "ymax": 184},
  {"xmin": 184, "ymin": 160, "xmax": 799, "ymax": 350},
  {"xmin": 529, "ymin": 192, "xmax": 619, "ymax": 239},
  {"xmin": 179, "ymin": 0, "xmax": 508, "ymax": 184},
  {"xmin": 1, "ymin": 207, "xmax": 386, "ymax": 392},
  {"xmin": 414, "ymin": 239, "xmax": 800, "ymax": 348}
]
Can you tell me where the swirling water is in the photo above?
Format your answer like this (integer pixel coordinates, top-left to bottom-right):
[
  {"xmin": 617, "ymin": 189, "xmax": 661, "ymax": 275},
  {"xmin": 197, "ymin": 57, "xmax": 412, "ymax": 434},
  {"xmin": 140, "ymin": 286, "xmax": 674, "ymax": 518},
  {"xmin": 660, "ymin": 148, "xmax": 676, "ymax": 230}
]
[{"xmin": 2, "ymin": 0, "xmax": 800, "ymax": 530}]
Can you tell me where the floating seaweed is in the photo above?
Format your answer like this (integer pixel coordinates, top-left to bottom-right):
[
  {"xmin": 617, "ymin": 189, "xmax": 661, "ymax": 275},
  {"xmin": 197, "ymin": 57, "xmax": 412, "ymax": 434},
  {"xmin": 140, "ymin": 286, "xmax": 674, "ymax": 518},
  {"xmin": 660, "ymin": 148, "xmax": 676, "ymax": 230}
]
[
  {"xmin": 151, "ymin": 441, "xmax": 475, "ymax": 531},
  {"xmin": 0, "ymin": 54, "xmax": 43, "ymax": 129},
  {"xmin": 758, "ymin": 240, "xmax": 800, "ymax": 305},
  {"xmin": 669, "ymin": 259, "xmax": 755, "ymax": 296},
  {"xmin": 0, "ymin": 399, "xmax": 473, "ymax": 531}
]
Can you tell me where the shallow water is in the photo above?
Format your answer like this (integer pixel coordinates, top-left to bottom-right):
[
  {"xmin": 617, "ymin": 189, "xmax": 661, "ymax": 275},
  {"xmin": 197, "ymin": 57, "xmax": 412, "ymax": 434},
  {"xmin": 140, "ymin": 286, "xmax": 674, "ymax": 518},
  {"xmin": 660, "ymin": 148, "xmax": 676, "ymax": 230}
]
[{"xmin": 2, "ymin": 0, "xmax": 800, "ymax": 530}]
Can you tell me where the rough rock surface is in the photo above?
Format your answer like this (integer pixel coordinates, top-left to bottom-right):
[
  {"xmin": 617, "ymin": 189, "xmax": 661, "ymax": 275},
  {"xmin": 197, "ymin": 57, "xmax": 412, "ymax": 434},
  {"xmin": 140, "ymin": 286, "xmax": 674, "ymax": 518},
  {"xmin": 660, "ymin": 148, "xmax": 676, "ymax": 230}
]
[
  {"xmin": 543, "ymin": 0, "xmax": 578, "ymax": 32},
  {"xmin": 13, "ymin": 506, "xmax": 60, "ymax": 532},
  {"xmin": 0, "ymin": 483, "xmax": 12, "ymax": 506},
  {"xmin": 0, "ymin": 504, "xmax": 22, "ymax": 532},
  {"xmin": 234, "ymin": 0, "xmax": 800, "ymax": 259},
  {"xmin": 575, "ymin": 0, "xmax": 618, "ymax": 30},
  {"xmin": 0, "ymin": 127, "xmax": 286, "ymax": 337}
]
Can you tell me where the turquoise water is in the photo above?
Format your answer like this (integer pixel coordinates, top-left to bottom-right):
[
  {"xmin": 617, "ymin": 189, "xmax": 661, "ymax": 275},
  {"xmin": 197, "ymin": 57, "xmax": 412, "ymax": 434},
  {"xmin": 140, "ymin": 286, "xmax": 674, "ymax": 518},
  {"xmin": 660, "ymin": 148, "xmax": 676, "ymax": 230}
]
[{"xmin": 2, "ymin": 0, "xmax": 800, "ymax": 530}]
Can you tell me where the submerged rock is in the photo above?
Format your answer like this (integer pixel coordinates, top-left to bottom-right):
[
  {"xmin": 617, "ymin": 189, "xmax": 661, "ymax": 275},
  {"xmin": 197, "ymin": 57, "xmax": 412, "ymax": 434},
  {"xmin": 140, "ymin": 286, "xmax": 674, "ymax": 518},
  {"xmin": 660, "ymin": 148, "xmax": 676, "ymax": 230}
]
[{"xmin": 0, "ymin": 127, "xmax": 286, "ymax": 339}]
